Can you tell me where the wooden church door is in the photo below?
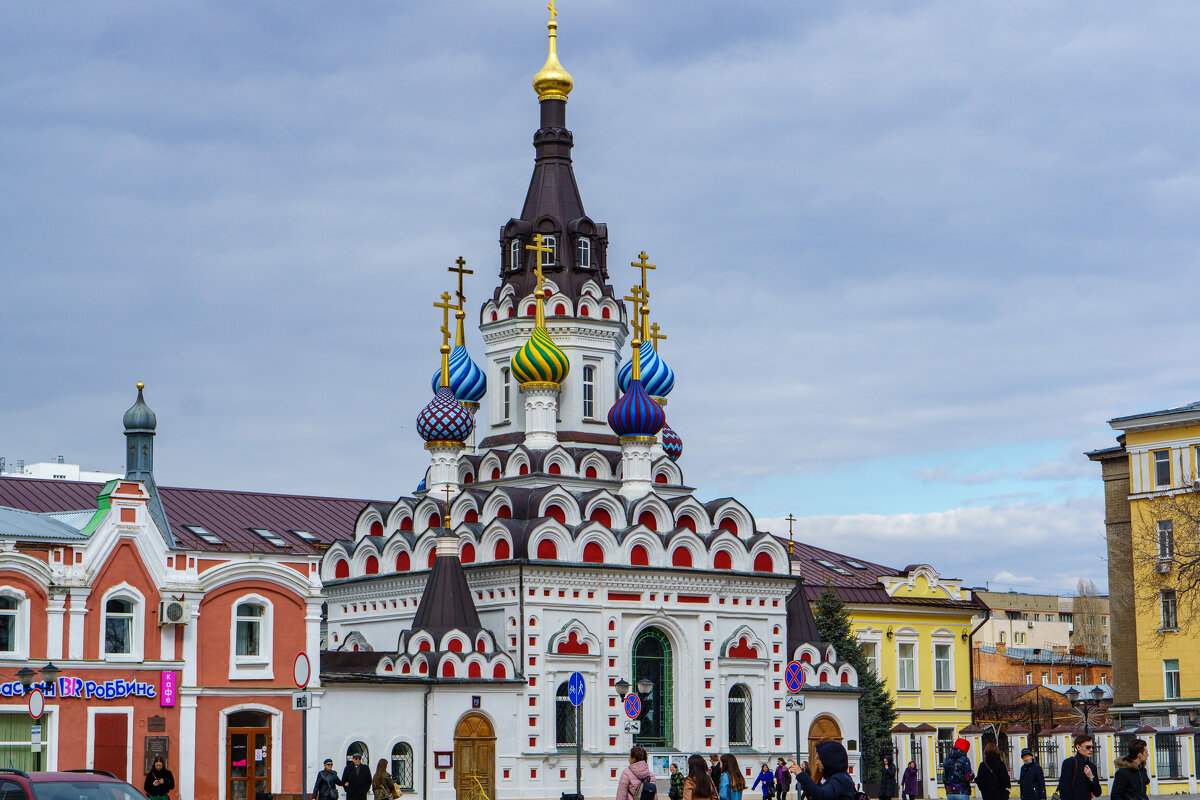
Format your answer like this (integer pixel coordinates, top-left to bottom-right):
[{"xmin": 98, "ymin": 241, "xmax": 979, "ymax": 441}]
[{"xmin": 453, "ymin": 713, "xmax": 495, "ymax": 800}]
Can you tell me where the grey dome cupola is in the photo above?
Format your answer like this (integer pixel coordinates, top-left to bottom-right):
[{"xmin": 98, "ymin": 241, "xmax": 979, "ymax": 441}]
[{"xmin": 123, "ymin": 382, "xmax": 157, "ymax": 433}]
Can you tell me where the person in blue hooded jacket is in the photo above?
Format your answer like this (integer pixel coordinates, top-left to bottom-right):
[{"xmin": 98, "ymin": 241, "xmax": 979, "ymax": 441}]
[{"xmin": 795, "ymin": 741, "xmax": 858, "ymax": 800}]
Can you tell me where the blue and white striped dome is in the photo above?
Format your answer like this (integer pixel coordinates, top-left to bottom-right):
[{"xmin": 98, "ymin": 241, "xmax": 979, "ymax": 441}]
[
  {"xmin": 430, "ymin": 345, "xmax": 487, "ymax": 403},
  {"xmin": 618, "ymin": 341, "xmax": 674, "ymax": 399}
]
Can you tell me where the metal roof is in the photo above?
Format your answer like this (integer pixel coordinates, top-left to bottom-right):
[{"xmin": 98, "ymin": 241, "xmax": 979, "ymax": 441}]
[
  {"xmin": 1109, "ymin": 400, "xmax": 1200, "ymax": 424},
  {"xmin": 0, "ymin": 506, "xmax": 89, "ymax": 541}
]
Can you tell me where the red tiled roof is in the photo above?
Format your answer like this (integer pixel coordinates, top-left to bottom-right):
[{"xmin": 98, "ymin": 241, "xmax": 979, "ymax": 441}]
[{"xmin": 0, "ymin": 476, "xmax": 376, "ymax": 554}]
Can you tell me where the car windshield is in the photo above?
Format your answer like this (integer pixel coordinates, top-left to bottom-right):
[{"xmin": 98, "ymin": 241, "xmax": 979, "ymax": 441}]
[{"xmin": 31, "ymin": 781, "xmax": 150, "ymax": 800}]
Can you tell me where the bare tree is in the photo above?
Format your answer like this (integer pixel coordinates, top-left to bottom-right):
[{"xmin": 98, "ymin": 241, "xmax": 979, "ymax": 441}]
[
  {"xmin": 1130, "ymin": 488, "xmax": 1200, "ymax": 642},
  {"xmin": 1072, "ymin": 579, "xmax": 1107, "ymax": 658}
]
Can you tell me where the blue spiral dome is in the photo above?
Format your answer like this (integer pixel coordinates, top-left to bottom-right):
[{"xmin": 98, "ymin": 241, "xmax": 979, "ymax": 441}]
[
  {"xmin": 608, "ymin": 379, "xmax": 666, "ymax": 439},
  {"xmin": 416, "ymin": 475, "xmax": 427, "ymax": 492},
  {"xmin": 661, "ymin": 423, "xmax": 683, "ymax": 462},
  {"xmin": 430, "ymin": 345, "xmax": 487, "ymax": 402},
  {"xmin": 618, "ymin": 341, "xmax": 674, "ymax": 399},
  {"xmin": 416, "ymin": 386, "xmax": 475, "ymax": 443}
]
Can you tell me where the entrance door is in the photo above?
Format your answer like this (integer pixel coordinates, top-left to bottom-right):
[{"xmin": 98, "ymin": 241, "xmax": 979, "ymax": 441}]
[
  {"xmin": 453, "ymin": 713, "xmax": 495, "ymax": 800},
  {"xmin": 808, "ymin": 714, "xmax": 843, "ymax": 762},
  {"xmin": 94, "ymin": 713, "xmax": 129, "ymax": 781},
  {"xmin": 227, "ymin": 711, "xmax": 272, "ymax": 800}
]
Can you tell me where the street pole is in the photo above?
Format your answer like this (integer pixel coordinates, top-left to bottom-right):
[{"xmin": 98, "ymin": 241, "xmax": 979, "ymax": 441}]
[
  {"xmin": 302, "ymin": 706, "xmax": 308, "ymax": 798},
  {"xmin": 795, "ymin": 711, "xmax": 801, "ymax": 766},
  {"xmin": 576, "ymin": 701, "xmax": 583, "ymax": 800}
]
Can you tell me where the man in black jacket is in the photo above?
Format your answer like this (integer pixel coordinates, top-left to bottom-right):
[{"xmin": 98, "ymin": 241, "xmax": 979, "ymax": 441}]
[
  {"xmin": 1056, "ymin": 735, "xmax": 1102, "ymax": 800},
  {"xmin": 342, "ymin": 753, "xmax": 372, "ymax": 800},
  {"xmin": 1018, "ymin": 749, "xmax": 1046, "ymax": 800}
]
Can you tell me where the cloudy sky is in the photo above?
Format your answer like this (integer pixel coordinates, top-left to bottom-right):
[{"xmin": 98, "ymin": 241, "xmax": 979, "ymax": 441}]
[{"xmin": 5, "ymin": 2, "xmax": 1199, "ymax": 595}]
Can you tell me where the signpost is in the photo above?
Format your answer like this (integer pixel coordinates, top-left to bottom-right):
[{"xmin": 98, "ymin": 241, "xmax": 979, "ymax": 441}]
[
  {"xmin": 624, "ymin": 692, "xmax": 641, "ymax": 720},
  {"xmin": 785, "ymin": 661, "xmax": 804, "ymax": 765},
  {"xmin": 568, "ymin": 672, "xmax": 585, "ymax": 800},
  {"xmin": 294, "ymin": 653, "xmax": 312, "ymax": 796},
  {"xmin": 27, "ymin": 688, "xmax": 44, "ymax": 771}
]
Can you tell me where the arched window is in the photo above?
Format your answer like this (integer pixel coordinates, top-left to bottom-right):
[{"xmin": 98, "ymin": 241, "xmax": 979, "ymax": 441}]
[
  {"xmin": 545, "ymin": 504, "xmax": 566, "ymax": 523},
  {"xmin": 719, "ymin": 518, "xmax": 739, "ymax": 536},
  {"xmin": 495, "ymin": 539, "xmax": 511, "ymax": 560},
  {"xmin": 728, "ymin": 684, "xmax": 751, "ymax": 746},
  {"xmin": 585, "ymin": 465, "xmax": 598, "ymax": 479},
  {"xmin": 510, "ymin": 239, "xmax": 521, "ymax": 270},
  {"xmin": 583, "ymin": 366, "xmax": 595, "ymax": 419},
  {"xmin": 671, "ymin": 548, "xmax": 692, "ymax": 568},
  {"xmin": 461, "ymin": 543, "xmax": 476, "ymax": 564},
  {"xmin": 334, "ymin": 559, "xmax": 349, "ymax": 579},
  {"xmin": 104, "ymin": 598, "xmax": 135, "ymax": 656},
  {"xmin": 602, "ymin": 307, "xmax": 611, "ymax": 319},
  {"xmin": 501, "ymin": 368, "xmax": 511, "ymax": 421},
  {"xmin": 369, "ymin": 521, "xmax": 384, "ymax": 537},
  {"xmin": 396, "ymin": 552, "xmax": 411, "ymax": 572},
  {"xmin": 583, "ymin": 542, "xmax": 604, "ymax": 563},
  {"xmin": 548, "ymin": 463, "xmax": 562, "ymax": 475},
  {"xmin": 541, "ymin": 234, "xmax": 557, "ymax": 266},
  {"xmin": 347, "ymin": 741, "xmax": 368, "ymax": 765},
  {"xmin": 753, "ymin": 553, "xmax": 774, "ymax": 572},
  {"xmin": 589, "ymin": 507, "xmax": 610, "ymax": 527},
  {"xmin": 637, "ymin": 511, "xmax": 658, "ymax": 531},
  {"xmin": 537, "ymin": 539, "xmax": 558, "ymax": 560},
  {"xmin": 0, "ymin": 594, "xmax": 24, "ymax": 657},
  {"xmin": 497, "ymin": 504, "xmax": 512, "ymax": 519},
  {"xmin": 491, "ymin": 467, "xmax": 501, "ymax": 481},
  {"xmin": 631, "ymin": 545, "xmax": 650, "ymax": 566},
  {"xmin": 554, "ymin": 303, "xmax": 566, "ymax": 316},
  {"xmin": 364, "ymin": 556, "xmax": 379, "ymax": 575},
  {"xmin": 232, "ymin": 596, "xmax": 273, "ymax": 677},
  {"xmin": 677, "ymin": 515, "xmax": 696, "ymax": 532},
  {"xmin": 632, "ymin": 627, "xmax": 673, "ymax": 747},
  {"xmin": 556, "ymin": 681, "xmax": 579, "ymax": 747},
  {"xmin": 391, "ymin": 742, "xmax": 414, "ymax": 790},
  {"xmin": 493, "ymin": 662, "xmax": 507, "ymax": 679},
  {"xmin": 713, "ymin": 551, "xmax": 733, "ymax": 570},
  {"xmin": 576, "ymin": 237, "xmax": 591, "ymax": 268},
  {"xmin": 235, "ymin": 602, "xmax": 265, "ymax": 658}
]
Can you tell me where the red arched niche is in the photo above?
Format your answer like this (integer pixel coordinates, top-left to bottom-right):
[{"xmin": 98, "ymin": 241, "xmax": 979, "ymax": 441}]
[
  {"xmin": 557, "ymin": 631, "xmax": 590, "ymax": 655},
  {"xmin": 494, "ymin": 539, "xmax": 511, "ymax": 560},
  {"xmin": 583, "ymin": 542, "xmax": 604, "ymax": 563},
  {"xmin": 753, "ymin": 552, "xmax": 774, "ymax": 572},
  {"xmin": 728, "ymin": 637, "xmax": 758, "ymax": 659},
  {"xmin": 589, "ymin": 508, "xmax": 611, "ymax": 527},
  {"xmin": 396, "ymin": 552, "xmax": 411, "ymax": 572},
  {"xmin": 637, "ymin": 511, "xmax": 658, "ymax": 531},
  {"xmin": 334, "ymin": 559, "xmax": 349, "ymax": 579},
  {"xmin": 630, "ymin": 545, "xmax": 650, "ymax": 566},
  {"xmin": 536, "ymin": 539, "xmax": 558, "ymax": 560},
  {"xmin": 714, "ymin": 550, "xmax": 733, "ymax": 570},
  {"xmin": 364, "ymin": 556, "xmax": 379, "ymax": 575},
  {"xmin": 671, "ymin": 548, "xmax": 693, "ymax": 568}
]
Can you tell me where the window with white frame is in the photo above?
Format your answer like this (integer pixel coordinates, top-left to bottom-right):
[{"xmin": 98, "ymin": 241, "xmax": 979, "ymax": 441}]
[
  {"xmin": 1165, "ymin": 659, "xmax": 1181, "ymax": 699},
  {"xmin": 0, "ymin": 592, "xmax": 26, "ymax": 659},
  {"xmin": 998, "ymin": 631, "xmax": 1006, "ymax": 644},
  {"xmin": 862, "ymin": 642, "xmax": 879, "ymax": 675},
  {"xmin": 230, "ymin": 596, "xmax": 273, "ymax": 678},
  {"xmin": 1024, "ymin": 672, "xmax": 1032, "ymax": 685},
  {"xmin": 576, "ymin": 237, "xmax": 591, "ymax": 269},
  {"xmin": 541, "ymin": 235, "xmax": 557, "ymax": 267},
  {"xmin": 1157, "ymin": 520, "xmax": 1174, "ymax": 559},
  {"xmin": 0, "ymin": 713, "xmax": 37, "ymax": 771},
  {"xmin": 1161, "ymin": 590, "xmax": 1178, "ymax": 630},
  {"xmin": 502, "ymin": 368, "xmax": 511, "ymax": 421},
  {"xmin": 933, "ymin": 642, "xmax": 952, "ymax": 691},
  {"xmin": 1075, "ymin": 675, "xmax": 1082, "ymax": 685},
  {"xmin": 1153, "ymin": 449, "xmax": 1171, "ymax": 488},
  {"xmin": 391, "ymin": 742, "xmax": 414, "ymax": 790},
  {"xmin": 728, "ymin": 684, "xmax": 751, "ymax": 746},
  {"xmin": 104, "ymin": 598, "xmax": 135, "ymax": 656},
  {"xmin": 510, "ymin": 239, "xmax": 522, "ymax": 271},
  {"xmin": 582, "ymin": 366, "xmax": 595, "ymax": 419},
  {"xmin": 897, "ymin": 641, "xmax": 917, "ymax": 690}
]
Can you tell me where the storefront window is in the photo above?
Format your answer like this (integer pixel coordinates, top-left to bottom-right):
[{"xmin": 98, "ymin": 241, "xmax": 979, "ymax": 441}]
[
  {"xmin": 0, "ymin": 713, "xmax": 36, "ymax": 771},
  {"xmin": 105, "ymin": 598, "xmax": 134, "ymax": 655},
  {"xmin": 236, "ymin": 603, "xmax": 264, "ymax": 657}
]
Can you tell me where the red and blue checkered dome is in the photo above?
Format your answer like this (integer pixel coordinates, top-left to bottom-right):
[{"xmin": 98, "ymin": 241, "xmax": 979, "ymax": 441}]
[
  {"xmin": 661, "ymin": 422, "xmax": 683, "ymax": 461},
  {"xmin": 608, "ymin": 378, "xmax": 665, "ymax": 439},
  {"xmin": 416, "ymin": 386, "xmax": 475, "ymax": 443}
]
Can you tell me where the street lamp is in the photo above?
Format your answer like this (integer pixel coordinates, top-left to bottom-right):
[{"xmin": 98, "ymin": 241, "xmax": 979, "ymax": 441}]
[
  {"xmin": 637, "ymin": 677, "xmax": 653, "ymax": 696},
  {"xmin": 1064, "ymin": 686, "xmax": 1107, "ymax": 736},
  {"xmin": 40, "ymin": 663, "xmax": 60, "ymax": 686},
  {"xmin": 615, "ymin": 679, "xmax": 631, "ymax": 700}
]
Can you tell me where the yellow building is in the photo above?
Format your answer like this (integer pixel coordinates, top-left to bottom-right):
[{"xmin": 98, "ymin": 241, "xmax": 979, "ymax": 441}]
[
  {"xmin": 1090, "ymin": 400, "xmax": 1200, "ymax": 728},
  {"xmin": 794, "ymin": 545, "xmax": 985, "ymax": 793}
]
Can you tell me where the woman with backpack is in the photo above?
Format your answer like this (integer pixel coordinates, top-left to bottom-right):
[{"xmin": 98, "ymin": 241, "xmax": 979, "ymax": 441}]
[
  {"xmin": 685, "ymin": 754, "xmax": 717, "ymax": 800},
  {"xmin": 719, "ymin": 754, "xmax": 746, "ymax": 800},
  {"xmin": 974, "ymin": 743, "xmax": 1011, "ymax": 800},
  {"xmin": 618, "ymin": 746, "xmax": 656, "ymax": 800},
  {"xmin": 795, "ymin": 741, "xmax": 858, "ymax": 800}
]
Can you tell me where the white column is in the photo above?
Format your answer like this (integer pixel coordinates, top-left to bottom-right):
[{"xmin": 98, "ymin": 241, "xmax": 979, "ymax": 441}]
[
  {"xmin": 179, "ymin": 690, "xmax": 198, "ymax": 800},
  {"xmin": 426, "ymin": 442, "xmax": 466, "ymax": 502},
  {"xmin": 305, "ymin": 600, "xmax": 322, "ymax": 689},
  {"xmin": 618, "ymin": 437, "xmax": 655, "ymax": 500},
  {"xmin": 47, "ymin": 593, "xmax": 66, "ymax": 660},
  {"xmin": 521, "ymin": 383, "xmax": 560, "ymax": 450},
  {"xmin": 182, "ymin": 600, "xmax": 200, "ymax": 687},
  {"xmin": 67, "ymin": 588, "xmax": 89, "ymax": 659}
]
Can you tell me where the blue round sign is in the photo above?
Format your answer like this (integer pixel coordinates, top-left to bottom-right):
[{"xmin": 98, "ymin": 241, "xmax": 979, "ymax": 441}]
[
  {"xmin": 785, "ymin": 660, "xmax": 804, "ymax": 693},
  {"xmin": 624, "ymin": 692, "xmax": 641, "ymax": 719},
  {"xmin": 568, "ymin": 671, "xmax": 586, "ymax": 707}
]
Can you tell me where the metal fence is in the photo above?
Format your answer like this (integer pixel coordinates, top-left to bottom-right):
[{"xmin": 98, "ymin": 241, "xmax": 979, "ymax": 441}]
[
  {"xmin": 1156, "ymin": 734, "xmax": 1184, "ymax": 779},
  {"xmin": 1037, "ymin": 739, "xmax": 1060, "ymax": 779}
]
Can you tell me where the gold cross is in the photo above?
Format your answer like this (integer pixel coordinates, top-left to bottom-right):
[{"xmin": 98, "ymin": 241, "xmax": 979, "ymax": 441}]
[
  {"xmin": 649, "ymin": 322, "xmax": 667, "ymax": 352},
  {"xmin": 547, "ymin": 0, "xmax": 557, "ymax": 24},
  {"xmin": 785, "ymin": 514, "xmax": 797, "ymax": 555},
  {"xmin": 443, "ymin": 483, "xmax": 453, "ymax": 518},
  {"xmin": 526, "ymin": 234, "xmax": 553, "ymax": 292},
  {"xmin": 433, "ymin": 291, "xmax": 456, "ymax": 348},
  {"xmin": 448, "ymin": 256, "xmax": 473, "ymax": 309},
  {"xmin": 623, "ymin": 284, "xmax": 649, "ymax": 340},
  {"xmin": 631, "ymin": 251, "xmax": 656, "ymax": 293}
]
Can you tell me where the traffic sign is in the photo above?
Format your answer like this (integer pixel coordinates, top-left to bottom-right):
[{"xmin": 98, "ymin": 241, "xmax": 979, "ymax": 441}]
[
  {"xmin": 624, "ymin": 720, "xmax": 642, "ymax": 733},
  {"xmin": 27, "ymin": 688, "xmax": 43, "ymax": 720},
  {"xmin": 785, "ymin": 695, "xmax": 805, "ymax": 712},
  {"xmin": 293, "ymin": 652, "xmax": 311, "ymax": 689},
  {"xmin": 292, "ymin": 691, "xmax": 313, "ymax": 711},
  {"xmin": 568, "ymin": 672, "xmax": 586, "ymax": 707},
  {"xmin": 785, "ymin": 661, "xmax": 804, "ymax": 693},
  {"xmin": 624, "ymin": 692, "xmax": 641, "ymax": 719}
]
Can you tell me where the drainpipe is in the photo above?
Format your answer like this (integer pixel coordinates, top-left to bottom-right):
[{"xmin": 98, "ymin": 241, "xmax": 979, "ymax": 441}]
[
  {"xmin": 969, "ymin": 608, "xmax": 990, "ymax": 725},
  {"xmin": 423, "ymin": 682, "xmax": 432, "ymax": 800}
]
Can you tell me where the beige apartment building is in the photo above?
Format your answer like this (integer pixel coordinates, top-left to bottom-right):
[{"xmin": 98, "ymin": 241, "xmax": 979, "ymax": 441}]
[{"xmin": 973, "ymin": 591, "xmax": 1110, "ymax": 657}]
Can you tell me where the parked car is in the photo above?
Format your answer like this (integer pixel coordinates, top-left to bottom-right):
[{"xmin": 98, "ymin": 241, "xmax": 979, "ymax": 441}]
[{"xmin": 0, "ymin": 769, "xmax": 152, "ymax": 800}]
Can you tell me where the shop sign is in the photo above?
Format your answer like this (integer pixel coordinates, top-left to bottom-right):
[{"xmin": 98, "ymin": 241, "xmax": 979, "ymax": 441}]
[
  {"xmin": 1, "ymin": 675, "xmax": 158, "ymax": 701},
  {"xmin": 160, "ymin": 671, "xmax": 177, "ymax": 707}
]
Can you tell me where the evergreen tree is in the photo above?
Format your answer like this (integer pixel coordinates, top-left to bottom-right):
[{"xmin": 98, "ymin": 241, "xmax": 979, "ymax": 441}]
[{"xmin": 812, "ymin": 586, "xmax": 897, "ymax": 784}]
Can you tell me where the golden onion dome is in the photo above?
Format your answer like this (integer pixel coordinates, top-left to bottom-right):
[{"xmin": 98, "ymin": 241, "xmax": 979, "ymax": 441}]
[{"xmin": 533, "ymin": 11, "xmax": 573, "ymax": 101}]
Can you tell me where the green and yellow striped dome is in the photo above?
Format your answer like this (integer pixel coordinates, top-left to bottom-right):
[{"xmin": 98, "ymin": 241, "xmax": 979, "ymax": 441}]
[{"xmin": 511, "ymin": 326, "xmax": 570, "ymax": 386}]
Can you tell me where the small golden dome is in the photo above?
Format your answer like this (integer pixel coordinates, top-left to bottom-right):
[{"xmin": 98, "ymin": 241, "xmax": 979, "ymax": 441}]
[{"xmin": 533, "ymin": 13, "xmax": 573, "ymax": 101}]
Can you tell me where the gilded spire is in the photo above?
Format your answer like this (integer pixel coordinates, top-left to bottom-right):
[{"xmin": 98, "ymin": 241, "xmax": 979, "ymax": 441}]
[
  {"xmin": 448, "ymin": 256, "xmax": 473, "ymax": 346},
  {"xmin": 533, "ymin": 0, "xmax": 573, "ymax": 101},
  {"xmin": 433, "ymin": 291, "xmax": 456, "ymax": 387},
  {"xmin": 526, "ymin": 234, "xmax": 553, "ymax": 327}
]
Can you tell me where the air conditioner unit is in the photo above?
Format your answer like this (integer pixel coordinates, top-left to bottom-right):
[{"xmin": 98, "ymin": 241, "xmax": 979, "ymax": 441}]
[
  {"xmin": 158, "ymin": 599, "xmax": 191, "ymax": 626},
  {"xmin": 1156, "ymin": 561, "xmax": 1171, "ymax": 575}
]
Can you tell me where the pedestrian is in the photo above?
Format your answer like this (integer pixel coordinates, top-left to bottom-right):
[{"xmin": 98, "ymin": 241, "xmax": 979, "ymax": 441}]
[
  {"xmin": 685, "ymin": 754, "xmax": 717, "ymax": 800},
  {"xmin": 879, "ymin": 757, "xmax": 897, "ymax": 800},
  {"xmin": 711, "ymin": 755, "xmax": 724, "ymax": 790},
  {"xmin": 313, "ymin": 758, "xmax": 340, "ymax": 800},
  {"xmin": 752, "ymin": 764, "xmax": 775, "ymax": 800},
  {"xmin": 719, "ymin": 754, "xmax": 746, "ymax": 800},
  {"xmin": 1055, "ymin": 735, "xmax": 1101, "ymax": 800},
  {"xmin": 1017, "ymin": 749, "xmax": 1045, "ymax": 800},
  {"xmin": 794, "ymin": 741, "xmax": 856, "ymax": 800},
  {"xmin": 942, "ymin": 738, "xmax": 974, "ymax": 800},
  {"xmin": 342, "ymin": 752, "xmax": 373, "ymax": 800},
  {"xmin": 901, "ymin": 761, "xmax": 919, "ymax": 800},
  {"xmin": 1109, "ymin": 739, "xmax": 1149, "ymax": 800},
  {"xmin": 671, "ymin": 763, "xmax": 686, "ymax": 800},
  {"xmin": 372, "ymin": 758, "xmax": 400, "ymax": 800},
  {"xmin": 974, "ymin": 744, "xmax": 1011, "ymax": 800},
  {"xmin": 144, "ymin": 757, "xmax": 175, "ymax": 800},
  {"xmin": 618, "ymin": 746, "xmax": 655, "ymax": 800},
  {"xmin": 775, "ymin": 758, "xmax": 793, "ymax": 800}
]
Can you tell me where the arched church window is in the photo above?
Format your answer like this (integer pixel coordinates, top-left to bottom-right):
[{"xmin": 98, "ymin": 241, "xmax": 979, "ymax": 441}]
[
  {"xmin": 556, "ymin": 681, "xmax": 579, "ymax": 747},
  {"xmin": 632, "ymin": 627, "xmax": 673, "ymax": 747},
  {"xmin": 541, "ymin": 235, "xmax": 557, "ymax": 266},
  {"xmin": 346, "ymin": 741, "xmax": 368, "ymax": 765},
  {"xmin": 728, "ymin": 684, "xmax": 751, "ymax": 746},
  {"xmin": 510, "ymin": 239, "xmax": 521, "ymax": 270},
  {"xmin": 502, "ymin": 368, "xmax": 511, "ymax": 421},
  {"xmin": 391, "ymin": 742, "xmax": 414, "ymax": 790},
  {"xmin": 576, "ymin": 237, "xmax": 591, "ymax": 268},
  {"xmin": 582, "ymin": 366, "xmax": 595, "ymax": 419}
]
